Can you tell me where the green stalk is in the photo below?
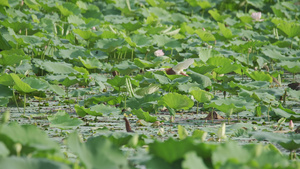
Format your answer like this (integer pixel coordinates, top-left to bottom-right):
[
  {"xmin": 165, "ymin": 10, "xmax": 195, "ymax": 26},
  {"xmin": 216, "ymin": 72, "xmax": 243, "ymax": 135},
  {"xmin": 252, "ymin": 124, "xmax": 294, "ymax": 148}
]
[
  {"xmin": 12, "ymin": 87, "xmax": 20, "ymax": 113},
  {"xmin": 211, "ymin": 108, "xmax": 215, "ymax": 123},
  {"xmin": 124, "ymin": 95, "xmax": 127, "ymax": 110},
  {"xmin": 131, "ymin": 49, "xmax": 134, "ymax": 61},
  {"xmin": 293, "ymin": 73, "xmax": 295, "ymax": 82},
  {"xmin": 247, "ymin": 52, "xmax": 250, "ymax": 65},
  {"xmin": 196, "ymin": 101, "xmax": 199, "ymax": 114},
  {"xmin": 23, "ymin": 93, "xmax": 26, "ymax": 115},
  {"xmin": 126, "ymin": 0, "xmax": 132, "ymax": 11},
  {"xmin": 267, "ymin": 103, "xmax": 271, "ymax": 122},
  {"xmin": 211, "ymin": 110, "xmax": 214, "ymax": 124}
]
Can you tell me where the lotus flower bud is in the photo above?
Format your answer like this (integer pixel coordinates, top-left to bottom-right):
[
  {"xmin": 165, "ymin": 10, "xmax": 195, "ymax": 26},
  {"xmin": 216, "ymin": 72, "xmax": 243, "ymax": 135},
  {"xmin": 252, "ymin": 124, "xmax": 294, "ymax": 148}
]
[
  {"xmin": 154, "ymin": 50, "xmax": 164, "ymax": 57},
  {"xmin": 251, "ymin": 12, "xmax": 264, "ymax": 22},
  {"xmin": 170, "ymin": 115, "xmax": 175, "ymax": 123},
  {"xmin": 1, "ymin": 110, "xmax": 10, "ymax": 124},
  {"xmin": 217, "ymin": 122, "xmax": 226, "ymax": 141},
  {"xmin": 289, "ymin": 120, "xmax": 294, "ymax": 130},
  {"xmin": 15, "ymin": 143, "xmax": 22, "ymax": 156},
  {"xmin": 157, "ymin": 127, "xmax": 165, "ymax": 136},
  {"xmin": 248, "ymin": 48, "xmax": 252, "ymax": 53}
]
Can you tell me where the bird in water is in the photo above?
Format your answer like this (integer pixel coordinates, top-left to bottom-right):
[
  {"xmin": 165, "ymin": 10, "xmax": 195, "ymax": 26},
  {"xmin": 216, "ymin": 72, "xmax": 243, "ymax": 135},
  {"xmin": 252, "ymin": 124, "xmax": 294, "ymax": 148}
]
[{"xmin": 148, "ymin": 59, "xmax": 194, "ymax": 76}]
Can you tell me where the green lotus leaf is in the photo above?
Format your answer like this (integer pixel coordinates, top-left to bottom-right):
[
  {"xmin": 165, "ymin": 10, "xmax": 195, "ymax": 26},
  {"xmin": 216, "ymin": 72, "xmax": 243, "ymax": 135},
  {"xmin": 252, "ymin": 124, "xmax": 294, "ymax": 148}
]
[
  {"xmin": 56, "ymin": 2, "xmax": 80, "ymax": 16},
  {"xmin": 0, "ymin": 122, "xmax": 60, "ymax": 155},
  {"xmin": 113, "ymin": 61, "xmax": 139, "ymax": 75},
  {"xmin": 204, "ymin": 97, "xmax": 249, "ymax": 117},
  {"xmin": 178, "ymin": 82, "xmax": 203, "ymax": 93},
  {"xmin": 246, "ymin": 0, "xmax": 264, "ymax": 9},
  {"xmin": 0, "ymin": 98, "xmax": 9, "ymax": 107},
  {"xmin": 178, "ymin": 125, "xmax": 189, "ymax": 140},
  {"xmin": 0, "ymin": 74, "xmax": 14, "ymax": 86},
  {"xmin": 107, "ymin": 75, "xmax": 126, "ymax": 88},
  {"xmin": 126, "ymin": 93, "xmax": 161, "ymax": 112},
  {"xmin": 10, "ymin": 73, "xmax": 36, "ymax": 93},
  {"xmin": 161, "ymin": 93, "xmax": 194, "ymax": 110},
  {"xmin": 252, "ymin": 132, "xmax": 300, "ymax": 151},
  {"xmin": 89, "ymin": 104, "xmax": 121, "ymax": 116},
  {"xmin": 135, "ymin": 84, "xmax": 160, "ymax": 96},
  {"xmin": 78, "ymin": 56, "xmax": 102, "ymax": 69},
  {"xmin": 73, "ymin": 29, "xmax": 98, "ymax": 40},
  {"xmin": 248, "ymin": 71, "xmax": 273, "ymax": 82},
  {"xmin": 132, "ymin": 108, "xmax": 157, "ymax": 122},
  {"xmin": 208, "ymin": 9, "xmax": 229, "ymax": 22},
  {"xmin": 229, "ymin": 81, "xmax": 270, "ymax": 91},
  {"xmin": 182, "ymin": 151, "xmax": 208, "ymax": 169},
  {"xmin": 206, "ymin": 56, "xmax": 238, "ymax": 74},
  {"xmin": 218, "ymin": 22, "xmax": 234, "ymax": 39},
  {"xmin": 59, "ymin": 49, "xmax": 88, "ymax": 60},
  {"xmin": 195, "ymin": 29, "xmax": 216, "ymax": 42},
  {"xmin": 272, "ymin": 18, "xmax": 300, "ymax": 38},
  {"xmin": 190, "ymin": 87, "xmax": 214, "ymax": 103},
  {"xmin": 67, "ymin": 132, "xmax": 129, "ymax": 169},
  {"xmin": 134, "ymin": 58, "xmax": 156, "ymax": 69},
  {"xmin": 41, "ymin": 61, "xmax": 78, "ymax": 74},
  {"xmin": 22, "ymin": 77, "xmax": 49, "ymax": 91},
  {"xmin": 48, "ymin": 110, "xmax": 83, "ymax": 129},
  {"xmin": 278, "ymin": 61, "xmax": 300, "ymax": 74},
  {"xmin": 0, "ymin": 49, "xmax": 30, "ymax": 67},
  {"xmin": 0, "ymin": 157, "xmax": 70, "ymax": 169},
  {"xmin": 189, "ymin": 71, "xmax": 212, "ymax": 88},
  {"xmin": 68, "ymin": 15, "xmax": 85, "ymax": 26},
  {"xmin": 0, "ymin": 0, "xmax": 9, "ymax": 7},
  {"xmin": 95, "ymin": 39, "xmax": 125, "ymax": 52}
]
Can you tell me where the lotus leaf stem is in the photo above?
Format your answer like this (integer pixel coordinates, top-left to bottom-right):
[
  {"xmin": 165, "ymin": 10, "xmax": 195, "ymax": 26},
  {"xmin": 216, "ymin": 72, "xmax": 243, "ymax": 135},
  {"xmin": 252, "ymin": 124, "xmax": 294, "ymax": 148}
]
[
  {"xmin": 12, "ymin": 87, "xmax": 20, "ymax": 113},
  {"xmin": 267, "ymin": 103, "xmax": 271, "ymax": 122},
  {"xmin": 23, "ymin": 93, "xmax": 26, "ymax": 115}
]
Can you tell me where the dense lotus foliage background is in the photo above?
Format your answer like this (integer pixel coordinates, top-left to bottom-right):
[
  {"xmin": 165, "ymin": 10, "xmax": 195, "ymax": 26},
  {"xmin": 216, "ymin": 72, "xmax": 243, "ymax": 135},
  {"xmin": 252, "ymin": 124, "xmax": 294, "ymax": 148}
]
[{"xmin": 0, "ymin": 0, "xmax": 300, "ymax": 168}]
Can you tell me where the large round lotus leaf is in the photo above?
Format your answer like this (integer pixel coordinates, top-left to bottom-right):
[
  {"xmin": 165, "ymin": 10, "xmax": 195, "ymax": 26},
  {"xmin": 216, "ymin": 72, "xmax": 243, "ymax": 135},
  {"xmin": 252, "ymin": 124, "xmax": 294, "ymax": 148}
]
[
  {"xmin": 0, "ymin": 157, "xmax": 70, "ymax": 169},
  {"xmin": 161, "ymin": 93, "xmax": 194, "ymax": 110},
  {"xmin": 278, "ymin": 61, "xmax": 300, "ymax": 74},
  {"xmin": 67, "ymin": 132, "xmax": 129, "ymax": 169},
  {"xmin": 190, "ymin": 88, "xmax": 214, "ymax": 103},
  {"xmin": 48, "ymin": 110, "xmax": 83, "ymax": 129},
  {"xmin": 10, "ymin": 73, "xmax": 36, "ymax": 93}
]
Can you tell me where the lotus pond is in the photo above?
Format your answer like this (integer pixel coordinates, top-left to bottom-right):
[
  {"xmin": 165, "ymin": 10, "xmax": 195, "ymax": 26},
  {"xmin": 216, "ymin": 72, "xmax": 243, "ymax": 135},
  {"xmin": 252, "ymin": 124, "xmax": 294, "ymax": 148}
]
[{"xmin": 0, "ymin": 0, "xmax": 300, "ymax": 168}]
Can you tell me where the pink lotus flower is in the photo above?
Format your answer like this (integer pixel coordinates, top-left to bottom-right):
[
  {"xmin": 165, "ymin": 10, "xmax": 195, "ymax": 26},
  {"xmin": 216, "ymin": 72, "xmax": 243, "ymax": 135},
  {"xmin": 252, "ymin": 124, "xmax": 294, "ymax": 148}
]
[
  {"xmin": 154, "ymin": 49, "xmax": 164, "ymax": 57},
  {"xmin": 251, "ymin": 12, "xmax": 264, "ymax": 22},
  {"xmin": 289, "ymin": 120, "xmax": 294, "ymax": 130}
]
